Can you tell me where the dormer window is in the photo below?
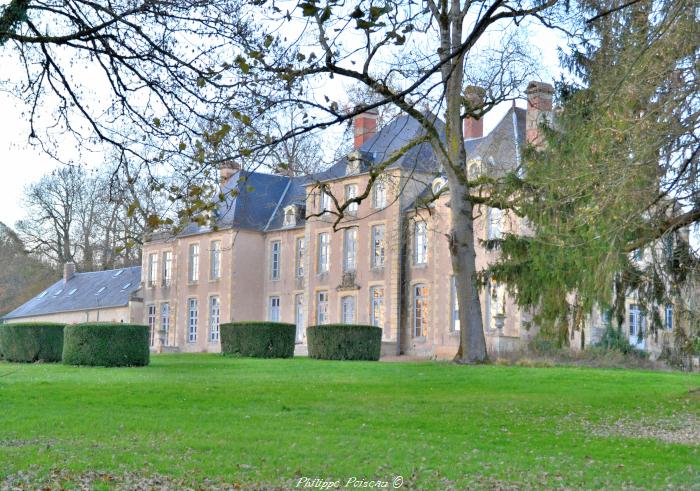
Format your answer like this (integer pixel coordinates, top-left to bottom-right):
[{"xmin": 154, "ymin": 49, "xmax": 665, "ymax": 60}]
[
  {"xmin": 346, "ymin": 150, "xmax": 361, "ymax": 175},
  {"xmin": 467, "ymin": 158, "xmax": 482, "ymax": 181},
  {"xmin": 283, "ymin": 205, "xmax": 298, "ymax": 227},
  {"xmin": 432, "ymin": 177, "xmax": 447, "ymax": 195}
]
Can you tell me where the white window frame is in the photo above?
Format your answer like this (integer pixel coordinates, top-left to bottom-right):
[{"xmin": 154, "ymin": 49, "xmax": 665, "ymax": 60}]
[
  {"xmin": 210, "ymin": 240, "xmax": 222, "ymax": 280},
  {"xmin": 487, "ymin": 207, "xmax": 503, "ymax": 240},
  {"xmin": 147, "ymin": 304, "xmax": 157, "ymax": 346},
  {"xmin": 341, "ymin": 296, "xmax": 356, "ymax": 324},
  {"xmin": 370, "ymin": 286, "xmax": 385, "ymax": 331},
  {"xmin": 343, "ymin": 227, "xmax": 357, "ymax": 272},
  {"xmin": 371, "ymin": 224, "xmax": 385, "ymax": 269},
  {"xmin": 317, "ymin": 233, "xmax": 329, "ymax": 273},
  {"xmin": 209, "ymin": 296, "xmax": 220, "ymax": 342},
  {"xmin": 295, "ymin": 294, "xmax": 305, "ymax": 342},
  {"xmin": 413, "ymin": 284, "xmax": 428, "ymax": 338},
  {"xmin": 414, "ymin": 221, "xmax": 428, "ymax": 265},
  {"xmin": 317, "ymin": 291, "xmax": 329, "ymax": 325},
  {"xmin": 295, "ymin": 237, "xmax": 306, "ymax": 278},
  {"xmin": 160, "ymin": 303, "xmax": 170, "ymax": 346},
  {"xmin": 188, "ymin": 298, "xmax": 198, "ymax": 343},
  {"xmin": 372, "ymin": 179, "xmax": 387, "ymax": 209},
  {"xmin": 451, "ymin": 276, "xmax": 460, "ymax": 332},
  {"xmin": 345, "ymin": 184, "xmax": 358, "ymax": 215},
  {"xmin": 665, "ymin": 304, "xmax": 673, "ymax": 331},
  {"xmin": 269, "ymin": 296, "xmax": 281, "ymax": 322},
  {"xmin": 148, "ymin": 253, "xmax": 158, "ymax": 287},
  {"xmin": 188, "ymin": 244, "xmax": 199, "ymax": 283},
  {"xmin": 320, "ymin": 189, "xmax": 331, "ymax": 213},
  {"xmin": 270, "ymin": 240, "xmax": 281, "ymax": 280},
  {"xmin": 162, "ymin": 251, "xmax": 172, "ymax": 287}
]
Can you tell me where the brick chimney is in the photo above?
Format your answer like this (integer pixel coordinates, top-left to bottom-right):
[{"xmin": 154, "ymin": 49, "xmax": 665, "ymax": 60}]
[
  {"xmin": 463, "ymin": 85, "xmax": 485, "ymax": 139},
  {"xmin": 63, "ymin": 262, "xmax": 76, "ymax": 283},
  {"xmin": 526, "ymin": 81, "xmax": 554, "ymax": 146},
  {"xmin": 353, "ymin": 108, "xmax": 378, "ymax": 149},
  {"xmin": 219, "ymin": 161, "xmax": 241, "ymax": 187}
]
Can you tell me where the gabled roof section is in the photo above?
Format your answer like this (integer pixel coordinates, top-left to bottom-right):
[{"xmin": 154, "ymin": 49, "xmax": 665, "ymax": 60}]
[{"xmin": 2, "ymin": 266, "xmax": 141, "ymax": 320}]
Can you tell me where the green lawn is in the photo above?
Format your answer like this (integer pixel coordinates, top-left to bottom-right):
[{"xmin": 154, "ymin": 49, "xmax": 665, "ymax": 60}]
[{"xmin": 0, "ymin": 355, "xmax": 698, "ymax": 490}]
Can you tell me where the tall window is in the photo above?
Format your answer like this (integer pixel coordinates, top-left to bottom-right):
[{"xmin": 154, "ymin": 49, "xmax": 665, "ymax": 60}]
[
  {"xmin": 341, "ymin": 296, "xmax": 356, "ymax": 324},
  {"xmin": 148, "ymin": 253, "xmax": 158, "ymax": 287},
  {"xmin": 160, "ymin": 303, "xmax": 170, "ymax": 346},
  {"xmin": 320, "ymin": 189, "xmax": 331, "ymax": 213},
  {"xmin": 162, "ymin": 251, "xmax": 172, "ymax": 287},
  {"xmin": 317, "ymin": 291, "xmax": 329, "ymax": 324},
  {"xmin": 343, "ymin": 227, "xmax": 357, "ymax": 272},
  {"xmin": 345, "ymin": 184, "xmax": 358, "ymax": 215},
  {"xmin": 371, "ymin": 224, "xmax": 385, "ymax": 268},
  {"xmin": 295, "ymin": 294, "xmax": 304, "ymax": 342},
  {"xmin": 665, "ymin": 304, "xmax": 673, "ymax": 331},
  {"xmin": 370, "ymin": 286, "xmax": 385, "ymax": 330},
  {"xmin": 209, "ymin": 296, "xmax": 220, "ymax": 342},
  {"xmin": 270, "ymin": 240, "xmax": 281, "ymax": 280},
  {"xmin": 188, "ymin": 244, "xmax": 199, "ymax": 282},
  {"xmin": 629, "ymin": 304, "xmax": 644, "ymax": 338},
  {"xmin": 317, "ymin": 233, "xmax": 329, "ymax": 273},
  {"xmin": 210, "ymin": 240, "xmax": 222, "ymax": 280},
  {"xmin": 413, "ymin": 284, "xmax": 428, "ymax": 337},
  {"xmin": 147, "ymin": 304, "xmax": 157, "ymax": 346},
  {"xmin": 269, "ymin": 296, "xmax": 281, "ymax": 321},
  {"xmin": 372, "ymin": 179, "xmax": 387, "ymax": 209},
  {"xmin": 451, "ymin": 276, "xmax": 460, "ymax": 331},
  {"xmin": 414, "ymin": 221, "xmax": 428, "ymax": 265},
  {"xmin": 295, "ymin": 237, "xmax": 306, "ymax": 278},
  {"xmin": 188, "ymin": 298, "xmax": 198, "ymax": 342},
  {"xmin": 487, "ymin": 207, "xmax": 503, "ymax": 240},
  {"xmin": 486, "ymin": 280, "xmax": 506, "ymax": 329}
]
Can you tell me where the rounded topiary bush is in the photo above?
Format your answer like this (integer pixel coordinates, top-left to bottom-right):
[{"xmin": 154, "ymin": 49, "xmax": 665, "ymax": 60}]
[
  {"xmin": 307, "ymin": 324, "xmax": 382, "ymax": 361},
  {"xmin": 0, "ymin": 323, "xmax": 65, "ymax": 363},
  {"xmin": 62, "ymin": 323, "xmax": 149, "ymax": 367},
  {"xmin": 220, "ymin": 322, "xmax": 296, "ymax": 358}
]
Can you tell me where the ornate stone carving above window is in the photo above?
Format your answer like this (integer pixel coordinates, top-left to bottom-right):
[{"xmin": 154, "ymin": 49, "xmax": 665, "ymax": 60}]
[
  {"xmin": 431, "ymin": 176, "xmax": 448, "ymax": 195},
  {"xmin": 283, "ymin": 205, "xmax": 298, "ymax": 227}
]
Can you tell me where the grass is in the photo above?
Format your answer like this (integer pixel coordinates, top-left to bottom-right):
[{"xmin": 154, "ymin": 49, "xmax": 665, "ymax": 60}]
[{"xmin": 0, "ymin": 354, "xmax": 698, "ymax": 489}]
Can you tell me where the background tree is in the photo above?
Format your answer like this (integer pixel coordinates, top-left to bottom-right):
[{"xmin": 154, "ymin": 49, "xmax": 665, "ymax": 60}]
[{"xmin": 487, "ymin": 0, "xmax": 699, "ymax": 345}]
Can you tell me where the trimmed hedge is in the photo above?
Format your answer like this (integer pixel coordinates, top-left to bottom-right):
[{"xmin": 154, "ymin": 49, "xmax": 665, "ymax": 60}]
[
  {"xmin": 62, "ymin": 323, "xmax": 150, "ymax": 367},
  {"xmin": 307, "ymin": 324, "xmax": 382, "ymax": 361},
  {"xmin": 220, "ymin": 322, "xmax": 296, "ymax": 358},
  {"xmin": 0, "ymin": 323, "xmax": 65, "ymax": 363}
]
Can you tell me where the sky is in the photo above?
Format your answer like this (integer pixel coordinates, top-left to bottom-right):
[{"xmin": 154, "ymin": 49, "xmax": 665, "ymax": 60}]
[{"xmin": 0, "ymin": 16, "xmax": 568, "ymax": 228}]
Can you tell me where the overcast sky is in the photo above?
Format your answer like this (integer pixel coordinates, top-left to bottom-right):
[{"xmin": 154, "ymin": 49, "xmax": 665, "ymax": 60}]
[{"xmin": 0, "ymin": 22, "xmax": 567, "ymax": 228}]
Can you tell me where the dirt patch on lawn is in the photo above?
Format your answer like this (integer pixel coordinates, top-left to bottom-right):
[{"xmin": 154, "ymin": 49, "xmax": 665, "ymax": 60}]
[{"xmin": 584, "ymin": 413, "xmax": 700, "ymax": 445}]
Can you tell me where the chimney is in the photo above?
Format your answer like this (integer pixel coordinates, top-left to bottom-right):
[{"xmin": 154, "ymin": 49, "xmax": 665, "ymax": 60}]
[
  {"xmin": 463, "ymin": 85, "xmax": 485, "ymax": 139},
  {"xmin": 526, "ymin": 81, "xmax": 554, "ymax": 146},
  {"xmin": 63, "ymin": 262, "xmax": 76, "ymax": 283},
  {"xmin": 353, "ymin": 108, "xmax": 378, "ymax": 149},
  {"xmin": 219, "ymin": 161, "xmax": 241, "ymax": 187}
]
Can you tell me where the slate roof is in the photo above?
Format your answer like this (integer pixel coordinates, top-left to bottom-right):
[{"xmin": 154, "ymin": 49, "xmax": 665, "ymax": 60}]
[{"xmin": 2, "ymin": 266, "xmax": 142, "ymax": 320}]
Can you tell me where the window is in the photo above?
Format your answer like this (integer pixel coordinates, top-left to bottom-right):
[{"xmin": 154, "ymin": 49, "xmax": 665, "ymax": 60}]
[
  {"xmin": 343, "ymin": 227, "xmax": 357, "ymax": 272},
  {"xmin": 210, "ymin": 240, "xmax": 222, "ymax": 280},
  {"xmin": 345, "ymin": 184, "xmax": 358, "ymax": 215},
  {"xmin": 414, "ymin": 221, "xmax": 428, "ymax": 265},
  {"xmin": 317, "ymin": 291, "xmax": 329, "ymax": 324},
  {"xmin": 270, "ymin": 240, "xmax": 281, "ymax": 280},
  {"xmin": 413, "ymin": 284, "xmax": 428, "ymax": 337},
  {"xmin": 485, "ymin": 280, "xmax": 506, "ymax": 329},
  {"xmin": 148, "ymin": 253, "xmax": 158, "ymax": 287},
  {"xmin": 295, "ymin": 237, "xmax": 306, "ymax": 278},
  {"xmin": 147, "ymin": 305, "xmax": 157, "ymax": 347},
  {"xmin": 284, "ymin": 205, "xmax": 297, "ymax": 227},
  {"xmin": 665, "ymin": 304, "xmax": 673, "ymax": 331},
  {"xmin": 341, "ymin": 296, "xmax": 356, "ymax": 324},
  {"xmin": 160, "ymin": 303, "xmax": 170, "ymax": 346},
  {"xmin": 113, "ymin": 269, "xmax": 124, "ymax": 277},
  {"xmin": 370, "ymin": 286, "xmax": 385, "ymax": 331},
  {"xmin": 633, "ymin": 247, "xmax": 643, "ymax": 262},
  {"xmin": 629, "ymin": 304, "xmax": 644, "ymax": 337},
  {"xmin": 269, "ymin": 296, "xmax": 281, "ymax": 321},
  {"xmin": 162, "ymin": 251, "xmax": 172, "ymax": 286},
  {"xmin": 487, "ymin": 207, "xmax": 503, "ymax": 240},
  {"xmin": 53, "ymin": 288, "xmax": 63, "ymax": 296},
  {"xmin": 295, "ymin": 294, "xmax": 304, "ymax": 342},
  {"xmin": 372, "ymin": 179, "xmax": 387, "ymax": 209},
  {"xmin": 121, "ymin": 283, "xmax": 131, "ymax": 291},
  {"xmin": 371, "ymin": 224, "xmax": 385, "ymax": 268},
  {"xmin": 451, "ymin": 276, "xmax": 460, "ymax": 331},
  {"xmin": 188, "ymin": 298, "xmax": 198, "ymax": 342},
  {"xmin": 663, "ymin": 235, "xmax": 674, "ymax": 258},
  {"xmin": 67, "ymin": 288, "xmax": 78, "ymax": 296},
  {"xmin": 317, "ymin": 233, "xmax": 329, "ymax": 273},
  {"xmin": 320, "ymin": 189, "xmax": 331, "ymax": 213},
  {"xmin": 188, "ymin": 244, "xmax": 199, "ymax": 282},
  {"xmin": 209, "ymin": 296, "xmax": 220, "ymax": 342},
  {"xmin": 432, "ymin": 177, "xmax": 447, "ymax": 195},
  {"xmin": 95, "ymin": 286, "xmax": 106, "ymax": 295}
]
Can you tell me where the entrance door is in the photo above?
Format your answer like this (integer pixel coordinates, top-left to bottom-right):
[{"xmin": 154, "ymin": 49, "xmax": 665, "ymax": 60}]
[
  {"xmin": 628, "ymin": 304, "xmax": 645, "ymax": 349},
  {"xmin": 295, "ymin": 294, "xmax": 304, "ymax": 343}
]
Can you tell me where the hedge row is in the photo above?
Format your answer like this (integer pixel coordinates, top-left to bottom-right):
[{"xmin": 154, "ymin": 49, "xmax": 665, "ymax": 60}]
[
  {"xmin": 62, "ymin": 323, "xmax": 150, "ymax": 367},
  {"xmin": 0, "ymin": 323, "xmax": 65, "ymax": 363},
  {"xmin": 220, "ymin": 322, "xmax": 296, "ymax": 358},
  {"xmin": 307, "ymin": 324, "xmax": 382, "ymax": 361}
]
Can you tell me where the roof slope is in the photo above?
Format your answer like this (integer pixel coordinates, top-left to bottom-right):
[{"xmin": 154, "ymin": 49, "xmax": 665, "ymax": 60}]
[{"xmin": 2, "ymin": 266, "xmax": 142, "ymax": 320}]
